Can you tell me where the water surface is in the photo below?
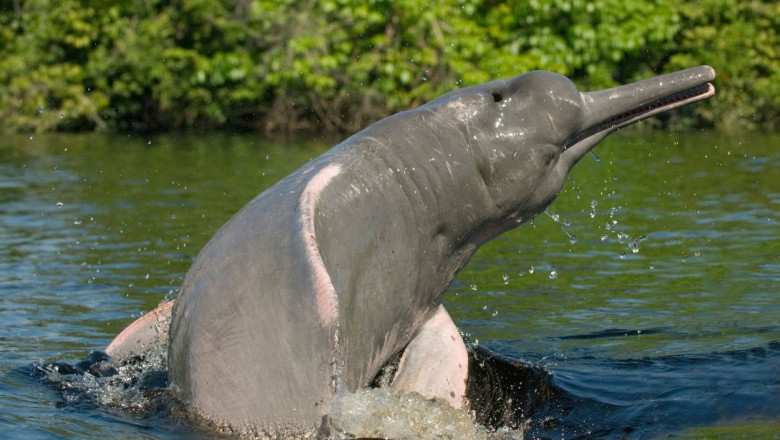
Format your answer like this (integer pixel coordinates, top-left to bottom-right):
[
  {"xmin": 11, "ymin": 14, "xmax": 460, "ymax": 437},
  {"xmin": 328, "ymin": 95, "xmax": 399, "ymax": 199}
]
[{"xmin": 0, "ymin": 130, "xmax": 777, "ymax": 438}]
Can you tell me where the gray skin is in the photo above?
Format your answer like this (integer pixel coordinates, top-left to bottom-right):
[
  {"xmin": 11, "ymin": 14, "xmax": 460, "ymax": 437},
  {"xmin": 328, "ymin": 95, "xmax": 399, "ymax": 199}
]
[{"xmin": 149, "ymin": 66, "xmax": 716, "ymax": 435}]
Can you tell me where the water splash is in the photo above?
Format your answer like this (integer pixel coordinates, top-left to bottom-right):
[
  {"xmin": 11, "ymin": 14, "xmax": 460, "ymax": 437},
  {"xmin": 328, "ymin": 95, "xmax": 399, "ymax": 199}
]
[
  {"xmin": 617, "ymin": 232, "xmax": 648, "ymax": 254},
  {"xmin": 544, "ymin": 211, "xmax": 577, "ymax": 244},
  {"xmin": 35, "ymin": 316, "xmax": 525, "ymax": 439},
  {"xmin": 329, "ymin": 387, "xmax": 523, "ymax": 440},
  {"xmin": 38, "ymin": 344, "xmax": 171, "ymax": 415}
]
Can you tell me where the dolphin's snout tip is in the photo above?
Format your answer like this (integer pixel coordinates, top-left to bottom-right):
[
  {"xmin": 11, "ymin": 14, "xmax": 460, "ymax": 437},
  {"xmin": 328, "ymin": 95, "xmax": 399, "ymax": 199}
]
[
  {"xmin": 699, "ymin": 65, "xmax": 716, "ymax": 81},
  {"xmin": 704, "ymin": 65, "xmax": 717, "ymax": 80},
  {"xmin": 699, "ymin": 66, "xmax": 716, "ymax": 98}
]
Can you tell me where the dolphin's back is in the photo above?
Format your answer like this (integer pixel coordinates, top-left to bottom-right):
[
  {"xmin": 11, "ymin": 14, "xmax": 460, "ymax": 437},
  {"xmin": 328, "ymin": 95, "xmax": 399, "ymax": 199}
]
[{"xmin": 168, "ymin": 168, "xmax": 334, "ymax": 433}]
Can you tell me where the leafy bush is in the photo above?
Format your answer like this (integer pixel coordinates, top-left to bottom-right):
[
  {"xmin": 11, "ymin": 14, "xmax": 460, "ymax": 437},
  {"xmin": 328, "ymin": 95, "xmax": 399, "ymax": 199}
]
[
  {"xmin": 664, "ymin": 0, "xmax": 779, "ymax": 131},
  {"xmin": 0, "ymin": 0, "xmax": 776, "ymax": 134}
]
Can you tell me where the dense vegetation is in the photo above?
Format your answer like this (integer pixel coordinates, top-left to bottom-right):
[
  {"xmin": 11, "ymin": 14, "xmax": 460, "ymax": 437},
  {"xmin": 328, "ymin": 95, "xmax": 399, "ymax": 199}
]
[{"xmin": 1, "ymin": 0, "xmax": 777, "ymax": 134}]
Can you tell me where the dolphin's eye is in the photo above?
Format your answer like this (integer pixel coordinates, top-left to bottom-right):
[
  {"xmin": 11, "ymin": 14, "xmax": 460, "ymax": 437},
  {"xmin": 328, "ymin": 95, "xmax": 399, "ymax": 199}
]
[{"xmin": 491, "ymin": 92, "xmax": 503, "ymax": 103}]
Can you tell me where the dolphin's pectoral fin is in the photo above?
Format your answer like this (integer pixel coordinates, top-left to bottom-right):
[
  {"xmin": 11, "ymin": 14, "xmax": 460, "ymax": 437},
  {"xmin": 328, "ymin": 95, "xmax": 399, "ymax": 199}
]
[
  {"xmin": 390, "ymin": 304, "xmax": 468, "ymax": 409},
  {"xmin": 105, "ymin": 300, "xmax": 174, "ymax": 361}
]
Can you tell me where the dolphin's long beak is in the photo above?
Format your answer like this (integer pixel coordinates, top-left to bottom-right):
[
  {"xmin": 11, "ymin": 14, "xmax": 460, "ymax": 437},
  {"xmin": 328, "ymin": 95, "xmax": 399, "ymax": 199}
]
[{"xmin": 563, "ymin": 66, "xmax": 716, "ymax": 166}]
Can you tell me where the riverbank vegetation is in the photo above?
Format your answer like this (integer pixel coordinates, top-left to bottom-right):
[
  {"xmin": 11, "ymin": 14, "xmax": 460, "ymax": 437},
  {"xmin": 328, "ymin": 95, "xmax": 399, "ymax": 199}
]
[{"xmin": 1, "ymin": 0, "xmax": 777, "ymax": 134}]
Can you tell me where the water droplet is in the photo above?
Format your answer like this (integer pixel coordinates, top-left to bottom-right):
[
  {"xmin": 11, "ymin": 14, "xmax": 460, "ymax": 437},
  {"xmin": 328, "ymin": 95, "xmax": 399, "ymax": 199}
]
[
  {"xmin": 56, "ymin": 202, "xmax": 63, "ymax": 207},
  {"xmin": 145, "ymin": 274, "xmax": 150, "ymax": 279},
  {"xmin": 549, "ymin": 270, "xmax": 557, "ymax": 280},
  {"xmin": 502, "ymin": 273, "xmax": 509, "ymax": 284},
  {"xmin": 38, "ymin": 106, "xmax": 45, "ymax": 114},
  {"xmin": 470, "ymin": 284, "xmax": 477, "ymax": 291},
  {"xmin": 73, "ymin": 217, "xmax": 82, "ymax": 225},
  {"xmin": 528, "ymin": 266, "xmax": 535, "ymax": 274},
  {"xmin": 29, "ymin": 135, "xmax": 34, "ymax": 140}
]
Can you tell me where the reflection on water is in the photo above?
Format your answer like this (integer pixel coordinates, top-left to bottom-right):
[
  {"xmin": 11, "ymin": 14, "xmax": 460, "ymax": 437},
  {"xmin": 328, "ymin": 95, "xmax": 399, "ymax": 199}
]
[{"xmin": 0, "ymin": 131, "xmax": 778, "ymax": 438}]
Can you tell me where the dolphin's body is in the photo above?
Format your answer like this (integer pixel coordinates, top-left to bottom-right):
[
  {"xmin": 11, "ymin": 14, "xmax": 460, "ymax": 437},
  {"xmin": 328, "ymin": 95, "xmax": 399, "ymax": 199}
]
[{"xmin": 106, "ymin": 66, "xmax": 715, "ymax": 436}]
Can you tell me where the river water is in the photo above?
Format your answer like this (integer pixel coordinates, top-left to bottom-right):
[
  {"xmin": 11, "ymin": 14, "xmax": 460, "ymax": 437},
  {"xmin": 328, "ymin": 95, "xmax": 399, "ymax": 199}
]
[{"xmin": 0, "ymin": 130, "xmax": 778, "ymax": 439}]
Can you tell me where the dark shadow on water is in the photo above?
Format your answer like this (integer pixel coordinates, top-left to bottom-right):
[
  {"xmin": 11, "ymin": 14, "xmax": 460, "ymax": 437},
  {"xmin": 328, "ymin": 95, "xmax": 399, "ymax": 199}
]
[
  {"xmin": 468, "ymin": 344, "xmax": 613, "ymax": 438},
  {"xmin": 468, "ymin": 341, "xmax": 780, "ymax": 439},
  {"xmin": 558, "ymin": 327, "xmax": 669, "ymax": 340}
]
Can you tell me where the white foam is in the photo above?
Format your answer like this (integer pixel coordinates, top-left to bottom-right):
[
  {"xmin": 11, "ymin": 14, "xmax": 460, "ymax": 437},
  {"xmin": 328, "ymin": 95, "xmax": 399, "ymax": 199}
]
[{"xmin": 328, "ymin": 387, "xmax": 523, "ymax": 440}]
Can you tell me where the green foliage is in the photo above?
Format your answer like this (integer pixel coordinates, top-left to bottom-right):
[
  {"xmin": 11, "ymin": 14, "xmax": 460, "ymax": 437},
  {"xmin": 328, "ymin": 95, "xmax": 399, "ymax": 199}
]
[
  {"xmin": 665, "ymin": 0, "xmax": 779, "ymax": 131},
  {"xmin": 0, "ymin": 0, "xmax": 776, "ymax": 134}
]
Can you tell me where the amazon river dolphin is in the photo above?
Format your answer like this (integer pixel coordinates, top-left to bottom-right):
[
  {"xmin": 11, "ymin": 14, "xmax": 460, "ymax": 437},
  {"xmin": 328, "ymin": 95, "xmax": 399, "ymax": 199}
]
[{"xmin": 105, "ymin": 66, "xmax": 716, "ymax": 436}]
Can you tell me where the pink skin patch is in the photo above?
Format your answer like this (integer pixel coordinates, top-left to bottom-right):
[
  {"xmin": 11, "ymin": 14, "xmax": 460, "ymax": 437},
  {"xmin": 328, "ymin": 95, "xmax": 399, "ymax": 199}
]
[
  {"xmin": 105, "ymin": 300, "xmax": 174, "ymax": 360},
  {"xmin": 299, "ymin": 164, "xmax": 342, "ymax": 328},
  {"xmin": 391, "ymin": 305, "xmax": 468, "ymax": 409}
]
